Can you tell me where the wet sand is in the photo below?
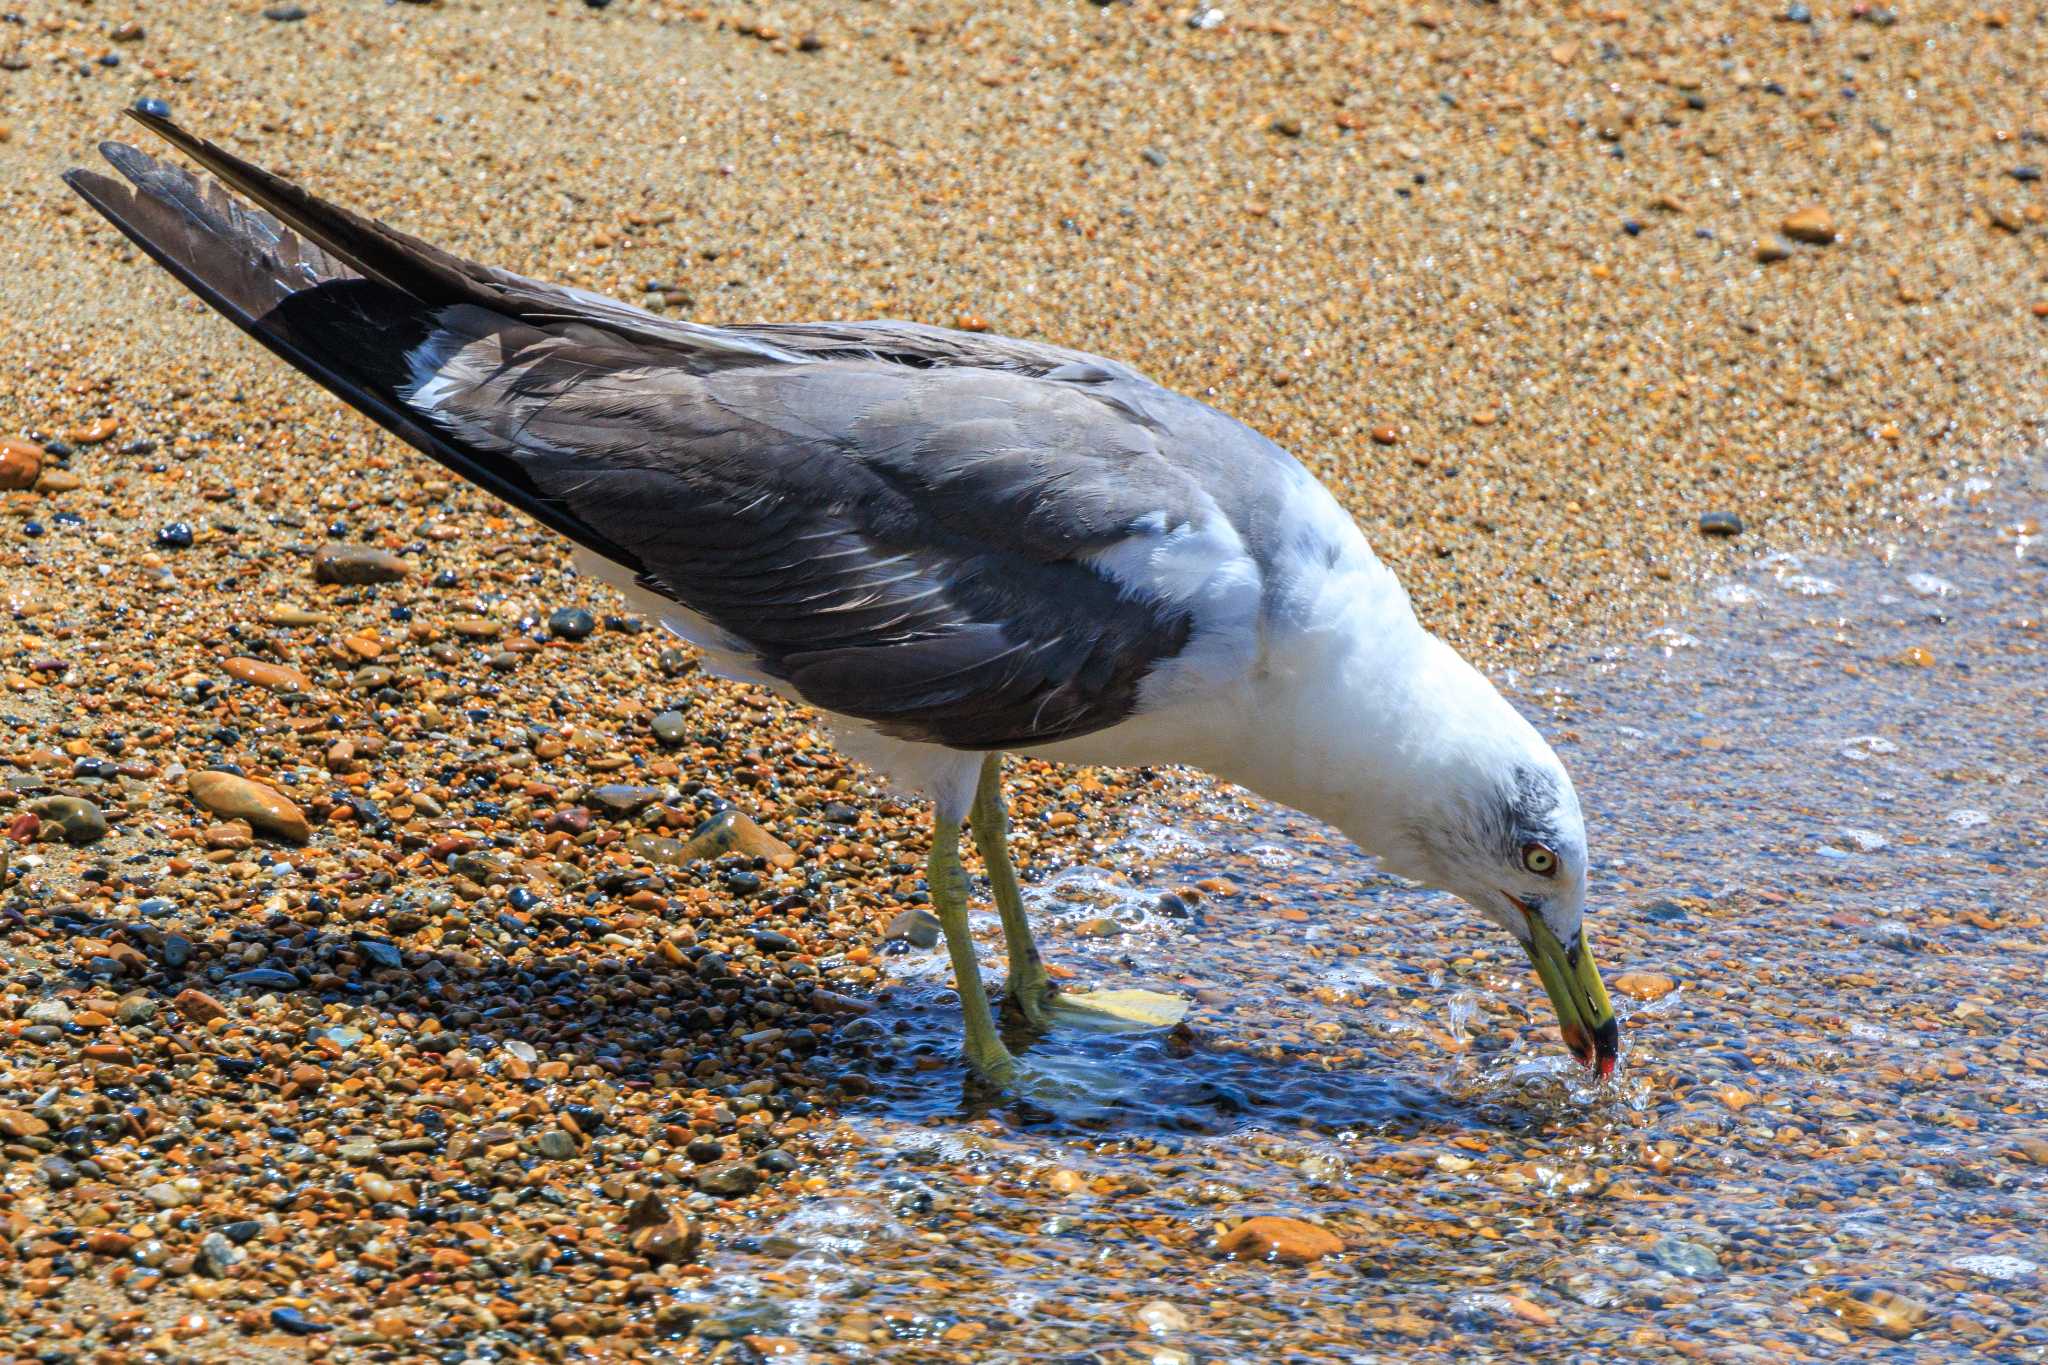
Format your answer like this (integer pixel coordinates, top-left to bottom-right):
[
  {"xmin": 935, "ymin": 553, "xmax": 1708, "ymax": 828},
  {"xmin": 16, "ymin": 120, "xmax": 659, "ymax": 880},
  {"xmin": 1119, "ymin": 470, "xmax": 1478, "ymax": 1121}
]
[{"xmin": 2, "ymin": 1, "xmax": 2045, "ymax": 1360}]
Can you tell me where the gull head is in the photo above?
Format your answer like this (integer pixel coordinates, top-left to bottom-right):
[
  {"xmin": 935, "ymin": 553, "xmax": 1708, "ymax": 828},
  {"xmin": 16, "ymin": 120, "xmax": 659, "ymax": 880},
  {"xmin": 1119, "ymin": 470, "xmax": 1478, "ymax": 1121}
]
[{"xmin": 1364, "ymin": 641, "xmax": 1621, "ymax": 1078}]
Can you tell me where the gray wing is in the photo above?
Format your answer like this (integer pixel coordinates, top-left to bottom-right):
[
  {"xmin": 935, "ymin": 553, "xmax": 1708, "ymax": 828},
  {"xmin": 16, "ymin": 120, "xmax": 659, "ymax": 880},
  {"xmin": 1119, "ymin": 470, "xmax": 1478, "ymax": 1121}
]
[{"xmin": 406, "ymin": 307, "xmax": 1250, "ymax": 748}]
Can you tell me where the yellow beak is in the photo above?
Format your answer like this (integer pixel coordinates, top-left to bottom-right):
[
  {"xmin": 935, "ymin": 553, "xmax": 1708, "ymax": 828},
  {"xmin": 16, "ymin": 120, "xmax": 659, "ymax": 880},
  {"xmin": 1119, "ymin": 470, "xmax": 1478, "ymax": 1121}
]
[{"xmin": 1521, "ymin": 912, "xmax": 1620, "ymax": 1078}]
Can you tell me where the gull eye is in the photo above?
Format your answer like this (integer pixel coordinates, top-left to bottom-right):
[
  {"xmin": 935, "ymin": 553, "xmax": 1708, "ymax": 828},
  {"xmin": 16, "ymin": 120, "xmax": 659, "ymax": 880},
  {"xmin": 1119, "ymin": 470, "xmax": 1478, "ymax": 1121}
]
[{"xmin": 1520, "ymin": 843, "xmax": 1557, "ymax": 877}]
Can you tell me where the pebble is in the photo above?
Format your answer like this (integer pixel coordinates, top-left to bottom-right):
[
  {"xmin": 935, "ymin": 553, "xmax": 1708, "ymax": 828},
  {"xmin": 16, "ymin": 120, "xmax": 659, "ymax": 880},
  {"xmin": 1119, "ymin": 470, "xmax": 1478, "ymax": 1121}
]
[
  {"xmin": 155, "ymin": 522, "xmax": 194, "ymax": 549},
  {"xmin": 678, "ymin": 808, "xmax": 798, "ymax": 867},
  {"xmin": 547, "ymin": 606, "xmax": 597, "ymax": 639},
  {"xmin": 587, "ymin": 784, "xmax": 662, "ymax": 816},
  {"xmin": 1650, "ymin": 1236, "xmax": 1722, "ymax": 1278},
  {"xmin": 311, "ymin": 544, "xmax": 412, "ymax": 584},
  {"xmin": 1697, "ymin": 510, "xmax": 1743, "ymax": 537},
  {"xmin": 1826, "ymin": 1286, "xmax": 1929, "ymax": 1340},
  {"xmin": 886, "ymin": 907, "xmax": 942, "ymax": 948},
  {"xmin": 0, "ymin": 438, "xmax": 41, "ymax": 489},
  {"xmin": 187, "ymin": 769, "xmax": 312, "ymax": 842},
  {"xmin": 1612, "ymin": 971, "xmax": 1676, "ymax": 1001},
  {"xmin": 651, "ymin": 709, "xmax": 690, "ymax": 746},
  {"xmin": 222, "ymin": 656, "xmax": 311, "ymax": 691},
  {"xmin": 1217, "ymin": 1216, "xmax": 1344, "ymax": 1264},
  {"xmin": 1136, "ymin": 1300, "xmax": 1192, "ymax": 1334},
  {"xmin": 693, "ymin": 1160, "xmax": 763, "ymax": 1197},
  {"xmin": 1781, "ymin": 206, "xmax": 1838, "ymax": 244},
  {"xmin": 26, "ymin": 795, "xmax": 108, "ymax": 844},
  {"xmin": 263, "ymin": 3, "xmax": 308, "ymax": 18},
  {"xmin": 270, "ymin": 1307, "xmax": 332, "ymax": 1336}
]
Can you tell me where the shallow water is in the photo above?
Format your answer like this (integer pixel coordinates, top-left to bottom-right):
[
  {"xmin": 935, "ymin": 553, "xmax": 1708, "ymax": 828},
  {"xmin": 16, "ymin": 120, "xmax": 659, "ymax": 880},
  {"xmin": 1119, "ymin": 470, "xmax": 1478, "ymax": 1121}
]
[{"xmin": 721, "ymin": 478, "xmax": 2048, "ymax": 1361}]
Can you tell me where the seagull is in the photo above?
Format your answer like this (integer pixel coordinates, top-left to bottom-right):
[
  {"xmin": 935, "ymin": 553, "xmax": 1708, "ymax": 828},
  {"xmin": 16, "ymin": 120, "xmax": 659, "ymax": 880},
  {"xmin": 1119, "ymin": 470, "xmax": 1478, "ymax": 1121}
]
[{"xmin": 67, "ymin": 110, "xmax": 1618, "ymax": 1086}]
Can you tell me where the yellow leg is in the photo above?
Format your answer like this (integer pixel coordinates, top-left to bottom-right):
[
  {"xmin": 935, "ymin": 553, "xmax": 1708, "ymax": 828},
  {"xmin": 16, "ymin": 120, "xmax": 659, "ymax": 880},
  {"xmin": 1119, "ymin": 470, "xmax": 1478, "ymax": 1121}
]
[
  {"xmin": 929, "ymin": 811, "xmax": 1014, "ymax": 1082},
  {"xmin": 971, "ymin": 754, "xmax": 1056, "ymax": 1028},
  {"xmin": 970, "ymin": 754, "xmax": 1189, "ymax": 1035}
]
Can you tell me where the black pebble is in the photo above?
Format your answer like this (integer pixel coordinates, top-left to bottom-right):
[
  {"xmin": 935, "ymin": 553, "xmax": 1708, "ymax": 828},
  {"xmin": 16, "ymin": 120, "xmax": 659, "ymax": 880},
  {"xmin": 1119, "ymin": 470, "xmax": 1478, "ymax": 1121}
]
[
  {"xmin": 547, "ymin": 606, "xmax": 596, "ymax": 640},
  {"xmin": 156, "ymin": 522, "xmax": 194, "ymax": 549},
  {"xmin": 1697, "ymin": 510, "xmax": 1743, "ymax": 538},
  {"xmin": 263, "ymin": 3, "xmax": 308, "ymax": 19}
]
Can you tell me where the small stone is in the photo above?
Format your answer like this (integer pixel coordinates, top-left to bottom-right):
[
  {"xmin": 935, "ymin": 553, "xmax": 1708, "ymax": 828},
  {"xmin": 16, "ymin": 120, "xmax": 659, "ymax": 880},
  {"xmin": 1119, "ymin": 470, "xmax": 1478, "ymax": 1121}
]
[
  {"xmin": 1217, "ymin": 1216, "xmax": 1344, "ymax": 1264},
  {"xmin": 678, "ymin": 808, "xmax": 797, "ymax": 867},
  {"xmin": 885, "ymin": 907, "xmax": 941, "ymax": 948},
  {"xmin": 2006, "ymin": 1137, "xmax": 2048, "ymax": 1166},
  {"xmin": 588, "ymin": 784, "xmax": 662, "ymax": 816},
  {"xmin": 692, "ymin": 1159, "xmax": 762, "ymax": 1197},
  {"xmin": 1826, "ymin": 1286, "xmax": 1929, "ymax": 1340},
  {"xmin": 115, "ymin": 994, "xmax": 158, "ymax": 1025},
  {"xmin": 1697, "ymin": 510, "xmax": 1743, "ymax": 537},
  {"xmin": 143, "ymin": 1181, "xmax": 190, "ymax": 1209},
  {"xmin": 156, "ymin": 522, "xmax": 194, "ymax": 550},
  {"xmin": 270, "ymin": 1307, "xmax": 332, "ymax": 1336},
  {"xmin": 222, "ymin": 656, "xmax": 310, "ymax": 691},
  {"xmin": 1612, "ymin": 971, "xmax": 1676, "ymax": 1001},
  {"xmin": 536, "ymin": 1129, "xmax": 578, "ymax": 1159},
  {"xmin": 312, "ymin": 544, "xmax": 411, "ymax": 584},
  {"xmin": 187, "ymin": 769, "xmax": 311, "ymax": 842},
  {"xmin": 229, "ymin": 967, "xmax": 301, "ymax": 990},
  {"xmin": 1753, "ymin": 239, "xmax": 1793, "ymax": 263},
  {"xmin": 261, "ymin": 605, "xmax": 333, "ymax": 627},
  {"xmin": 27, "ymin": 796, "xmax": 108, "ymax": 844},
  {"xmin": 652, "ymin": 710, "xmax": 689, "ymax": 746},
  {"xmin": 1781, "ymin": 206, "xmax": 1837, "ymax": 244},
  {"xmin": 0, "ymin": 1108, "xmax": 50, "ymax": 1139},
  {"xmin": 196, "ymin": 1232, "xmax": 240, "ymax": 1277},
  {"xmin": 547, "ymin": 606, "xmax": 597, "ymax": 640},
  {"xmin": 1370, "ymin": 425, "xmax": 1400, "ymax": 445},
  {"xmin": 70, "ymin": 416, "xmax": 120, "ymax": 441},
  {"xmin": 1651, "ymin": 1235, "xmax": 1722, "ymax": 1277},
  {"xmin": 1136, "ymin": 1300, "xmax": 1191, "ymax": 1334},
  {"xmin": 627, "ymin": 1193, "xmax": 703, "ymax": 1265},
  {"xmin": 203, "ymin": 821, "xmax": 254, "ymax": 851},
  {"xmin": 1269, "ymin": 115, "xmax": 1303, "ymax": 137},
  {"xmin": 0, "ymin": 438, "xmax": 42, "ymax": 490},
  {"xmin": 263, "ymin": 3, "xmax": 308, "ymax": 18}
]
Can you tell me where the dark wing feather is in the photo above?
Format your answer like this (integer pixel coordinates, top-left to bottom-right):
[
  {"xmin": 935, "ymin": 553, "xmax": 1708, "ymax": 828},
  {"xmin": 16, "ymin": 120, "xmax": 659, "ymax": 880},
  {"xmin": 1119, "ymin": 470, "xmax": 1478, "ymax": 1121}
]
[
  {"xmin": 67, "ymin": 118, "xmax": 1226, "ymax": 749},
  {"xmin": 411, "ymin": 314, "xmax": 1201, "ymax": 745}
]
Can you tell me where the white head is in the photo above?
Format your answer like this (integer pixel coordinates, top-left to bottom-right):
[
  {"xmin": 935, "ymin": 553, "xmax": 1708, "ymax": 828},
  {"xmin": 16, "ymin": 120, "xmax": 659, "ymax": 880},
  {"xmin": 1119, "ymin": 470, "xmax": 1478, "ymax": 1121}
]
[{"xmin": 1332, "ymin": 633, "xmax": 1620, "ymax": 1076}]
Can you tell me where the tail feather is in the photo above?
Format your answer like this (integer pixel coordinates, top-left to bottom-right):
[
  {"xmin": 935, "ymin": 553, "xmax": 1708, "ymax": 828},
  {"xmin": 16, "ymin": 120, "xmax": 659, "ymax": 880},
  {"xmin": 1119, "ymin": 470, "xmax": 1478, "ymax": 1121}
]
[
  {"xmin": 64, "ymin": 124, "xmax": 649, "ymax": 572},
  {"xmin": 119, "ymin": 105, "xmax": 501, "ymax": 310}
]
